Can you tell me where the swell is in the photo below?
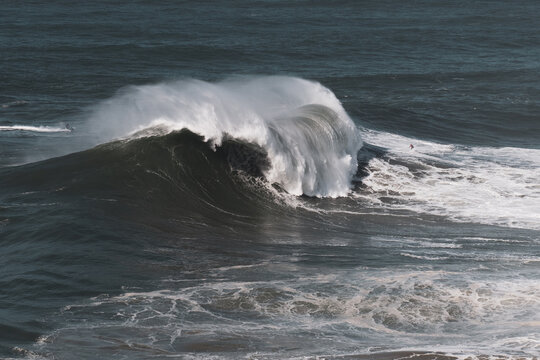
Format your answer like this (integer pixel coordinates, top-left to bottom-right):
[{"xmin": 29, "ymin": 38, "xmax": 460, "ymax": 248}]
[{"xmin": 0, "ymin": 130, "xmax": 285, "ymax": 223}]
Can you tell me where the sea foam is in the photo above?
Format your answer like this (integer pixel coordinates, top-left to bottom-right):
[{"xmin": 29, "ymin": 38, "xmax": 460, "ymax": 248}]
[
  {"xmin": 0, "ymin": 125, "xmax": 71, "ymax": 133},
  {"xmin": 359, "ymin": 129, "xmax": 540, "ymax": 230}
]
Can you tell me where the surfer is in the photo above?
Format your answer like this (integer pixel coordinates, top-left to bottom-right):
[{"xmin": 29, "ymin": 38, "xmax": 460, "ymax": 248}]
[
  {"xmin": 409, "ymin": 144, "xmax": 414, "ymax": 150},
  {"xmin": 65, "ymin": 123, "xmax": 73, "ymax": 131}
]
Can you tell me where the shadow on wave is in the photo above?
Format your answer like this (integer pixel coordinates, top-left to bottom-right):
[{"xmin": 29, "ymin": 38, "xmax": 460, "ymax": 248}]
[{"xmin": 0, "ymin": 130, "xmax": 294, "ymax": 222}]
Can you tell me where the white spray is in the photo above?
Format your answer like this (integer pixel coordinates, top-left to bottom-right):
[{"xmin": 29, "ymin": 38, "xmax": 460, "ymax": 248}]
[{"xmin": 88, "ymin": 76, "xmax": 362, "ymax": 197}]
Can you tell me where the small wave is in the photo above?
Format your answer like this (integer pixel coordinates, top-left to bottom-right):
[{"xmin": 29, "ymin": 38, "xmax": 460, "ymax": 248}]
[
  {"xmin": 400, "ymin": 252, "xmax": 449, "ymax": 261},
  {"xmin": 1, "ymin": 100, "xmax": 28, "ymax": 108},
  {"xmin": 0, "ymin": 125, "xmax": 72, "ymax": 133}
]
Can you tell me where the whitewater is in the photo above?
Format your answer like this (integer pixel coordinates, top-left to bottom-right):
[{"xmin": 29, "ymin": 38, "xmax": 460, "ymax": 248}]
[{"xmin": 358, "ymin": 129, "xmax": 540, "ymax": 231}]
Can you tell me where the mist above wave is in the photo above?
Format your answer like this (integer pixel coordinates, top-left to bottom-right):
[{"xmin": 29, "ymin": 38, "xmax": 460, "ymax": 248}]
[{"xmin": 88, "ymin": 76, "xmax": 362, "ymax": 197}]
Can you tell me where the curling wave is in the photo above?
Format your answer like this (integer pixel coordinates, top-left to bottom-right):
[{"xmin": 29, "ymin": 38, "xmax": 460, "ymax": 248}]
[
  {"xmin": 0, "ymin": 130, "xmax": 307, "ymax": 226},
  {"xmin": 88, "ymin": 76, "xmax": 362, "ymax": 197}
]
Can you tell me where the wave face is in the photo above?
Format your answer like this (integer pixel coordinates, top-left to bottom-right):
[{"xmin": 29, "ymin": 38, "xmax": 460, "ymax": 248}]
[
  {"xmin": 87, "ymin": 77, "xmax": 362, "ymax": 197},
  {"xmin": 0, "ymin": 130, "xmax": 288, "ymax": 225}
]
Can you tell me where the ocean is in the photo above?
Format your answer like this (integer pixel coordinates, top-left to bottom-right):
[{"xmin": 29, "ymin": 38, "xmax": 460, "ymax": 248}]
[{"xmin": 1, "ymin": 1, "xmax": 539, "ymax": 359}]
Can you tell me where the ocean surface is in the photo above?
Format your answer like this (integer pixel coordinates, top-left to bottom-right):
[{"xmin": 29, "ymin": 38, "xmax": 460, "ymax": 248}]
[{"xmin": 1, "ymin": 1, "xmax": 539, "ymax": 359}]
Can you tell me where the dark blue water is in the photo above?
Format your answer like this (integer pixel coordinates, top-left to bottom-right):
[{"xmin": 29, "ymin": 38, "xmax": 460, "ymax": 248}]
[{"xmin": 1, "ymin": 2, "xmax": 539, "ymax": 359}]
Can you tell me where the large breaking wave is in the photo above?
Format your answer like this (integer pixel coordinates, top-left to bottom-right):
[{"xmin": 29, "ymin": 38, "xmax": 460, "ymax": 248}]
[{"xmin": 87, "ymin": 76, "xmax": 362, "ymax": 197}]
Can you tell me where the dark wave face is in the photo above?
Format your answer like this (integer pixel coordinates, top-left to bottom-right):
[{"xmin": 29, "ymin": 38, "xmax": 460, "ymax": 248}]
[
  {"xmin": 1, "ymin": 131, "xmax": 267, "ymax": 220},
  {"xmin": 1, "ymin": 1, "xmax": 540, "ymax": 359}
]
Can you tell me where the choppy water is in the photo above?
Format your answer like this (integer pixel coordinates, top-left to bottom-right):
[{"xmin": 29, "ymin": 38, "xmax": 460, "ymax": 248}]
[{"xmin": 1, "ymin": 1, "xmax": 539, "ymax": 359}]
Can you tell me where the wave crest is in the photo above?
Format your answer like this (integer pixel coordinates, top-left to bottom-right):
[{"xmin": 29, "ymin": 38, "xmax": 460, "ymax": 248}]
[{"xmin": 88, "ymin": 76, "xmax": 362, "ymax": 197}]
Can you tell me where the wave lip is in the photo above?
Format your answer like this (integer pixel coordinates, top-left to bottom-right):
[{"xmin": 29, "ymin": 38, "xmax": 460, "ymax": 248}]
[
  {"xmin": 265, "ymin": 104, "xmax": 360, "ymax": 197},
  {"xmin": 88, "ymin": 76, "xmax": 362, "ymax": 197}
]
